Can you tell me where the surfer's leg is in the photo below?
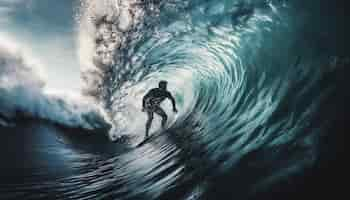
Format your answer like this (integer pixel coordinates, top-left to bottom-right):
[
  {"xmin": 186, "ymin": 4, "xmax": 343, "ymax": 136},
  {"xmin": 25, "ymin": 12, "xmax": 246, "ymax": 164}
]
[
  {"xmin": 145, "ymin": 110, "xmax": 154, "ymax": 138},
  {"xmin": 154, "ymin": 107, "xmax": 167, "ymax": 128}
]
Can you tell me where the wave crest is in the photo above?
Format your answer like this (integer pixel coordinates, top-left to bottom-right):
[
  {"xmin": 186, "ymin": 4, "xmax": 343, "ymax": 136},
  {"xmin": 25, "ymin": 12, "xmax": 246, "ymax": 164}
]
[{"xmin": 0, "ymin": 39, "xmax": 111, "ymax": 131}]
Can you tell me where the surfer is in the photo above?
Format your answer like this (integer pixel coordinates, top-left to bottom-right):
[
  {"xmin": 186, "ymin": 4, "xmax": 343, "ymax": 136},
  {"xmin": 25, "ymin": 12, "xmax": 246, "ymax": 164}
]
[{"xmin": 142, "ymin": 80, "xmax": 178, "ymax": 139}]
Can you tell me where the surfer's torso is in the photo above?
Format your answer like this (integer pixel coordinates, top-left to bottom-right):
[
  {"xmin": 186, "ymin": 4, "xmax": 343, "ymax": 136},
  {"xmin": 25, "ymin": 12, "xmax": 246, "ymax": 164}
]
[{"xmin": 144, "ymin": 88, "xmax": 171, "ymax": 109}]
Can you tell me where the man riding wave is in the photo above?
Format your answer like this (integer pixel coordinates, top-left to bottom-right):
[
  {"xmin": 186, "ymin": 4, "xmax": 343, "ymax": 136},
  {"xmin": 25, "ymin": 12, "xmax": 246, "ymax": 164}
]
[{"xmin": 142, "ymin": 80, "xmax": 177, "ymax": 139}]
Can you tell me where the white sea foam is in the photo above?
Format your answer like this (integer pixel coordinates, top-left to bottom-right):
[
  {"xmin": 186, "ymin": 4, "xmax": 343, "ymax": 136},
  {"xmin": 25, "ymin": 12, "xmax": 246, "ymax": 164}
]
[{"xmin": 0, "ymin": 37, "xmax": 111, "ymax": 131}]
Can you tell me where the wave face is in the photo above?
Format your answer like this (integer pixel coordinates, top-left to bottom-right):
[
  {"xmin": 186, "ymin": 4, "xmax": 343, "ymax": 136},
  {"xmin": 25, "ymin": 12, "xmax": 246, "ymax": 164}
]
[{"xmin": 0, "ymin": 39, "xmax": 111, "ymax": 131}]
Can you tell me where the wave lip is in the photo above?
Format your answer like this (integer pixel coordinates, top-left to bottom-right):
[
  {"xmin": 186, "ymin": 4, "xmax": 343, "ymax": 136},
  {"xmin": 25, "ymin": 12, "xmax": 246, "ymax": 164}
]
[{"xmin": 78, "ymin": 0, "xmax": 162, "ymax": 103}]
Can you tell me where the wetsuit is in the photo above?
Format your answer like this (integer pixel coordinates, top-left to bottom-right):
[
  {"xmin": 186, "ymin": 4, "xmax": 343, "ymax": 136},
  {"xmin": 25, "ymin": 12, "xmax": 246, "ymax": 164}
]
[{"xmin": 142, "ymin": 88, "xmax": 176, "ymax": 137}]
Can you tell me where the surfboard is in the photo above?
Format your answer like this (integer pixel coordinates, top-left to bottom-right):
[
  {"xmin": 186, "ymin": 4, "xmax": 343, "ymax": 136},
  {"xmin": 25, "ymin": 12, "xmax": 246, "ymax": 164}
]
[{"xmin": 135, "ymin": 130, "xmax": 164, "ymax": 147}]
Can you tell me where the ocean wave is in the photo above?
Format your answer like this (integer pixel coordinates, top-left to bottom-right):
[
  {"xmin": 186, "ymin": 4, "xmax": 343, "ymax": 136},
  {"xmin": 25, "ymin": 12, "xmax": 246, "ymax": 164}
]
[
  {"xmin": 0, "ymin": 0, "xmax": 343, "ymax": 199},
  {"xmin": 0, "ymin": 38, "xmax": 111, "ymax": 132},
  {"xmin": 75, "ymin": 0, "xmax": 339, "ymax": 195}
]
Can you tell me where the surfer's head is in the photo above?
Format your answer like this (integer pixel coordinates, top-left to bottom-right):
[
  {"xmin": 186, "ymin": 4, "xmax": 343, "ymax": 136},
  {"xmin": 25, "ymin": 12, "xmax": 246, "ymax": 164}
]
[{"xmin": 159, "ymin": 80, "xmax": 167, "ymax": 90}]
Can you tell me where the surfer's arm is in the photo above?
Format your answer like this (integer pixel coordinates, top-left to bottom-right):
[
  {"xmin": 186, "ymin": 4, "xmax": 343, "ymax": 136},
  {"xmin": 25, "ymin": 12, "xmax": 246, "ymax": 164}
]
[{"xmin": 167, "ymin": 92, "xmax": 177, "ymax": 112}]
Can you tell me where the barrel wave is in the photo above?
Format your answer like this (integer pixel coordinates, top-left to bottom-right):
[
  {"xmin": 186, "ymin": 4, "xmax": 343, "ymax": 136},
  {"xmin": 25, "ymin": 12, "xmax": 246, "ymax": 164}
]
[{"xmin": 0, "ymin": 0, "xmax": 347, "ymax": 199}]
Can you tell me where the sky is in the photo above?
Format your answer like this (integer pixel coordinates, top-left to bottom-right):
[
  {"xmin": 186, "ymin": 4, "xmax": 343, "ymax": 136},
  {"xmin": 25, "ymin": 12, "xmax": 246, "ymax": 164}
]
[{"xmin": 0, "ymin": 0, "xmax": 82, "ymax": 91}]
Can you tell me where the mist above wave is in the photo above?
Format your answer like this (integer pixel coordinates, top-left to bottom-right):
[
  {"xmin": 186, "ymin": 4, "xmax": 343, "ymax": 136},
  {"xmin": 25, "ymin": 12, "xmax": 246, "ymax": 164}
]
[{"xmin": 78, "ymin": 0, "xmax": 163, "ymax": 103}]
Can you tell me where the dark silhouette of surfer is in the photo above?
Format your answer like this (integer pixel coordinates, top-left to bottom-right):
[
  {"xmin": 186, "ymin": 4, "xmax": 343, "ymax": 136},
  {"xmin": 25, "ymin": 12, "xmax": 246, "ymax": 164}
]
[{"xmin": 142, "ymin": 80, "xmax": 177, "ymax": 139}]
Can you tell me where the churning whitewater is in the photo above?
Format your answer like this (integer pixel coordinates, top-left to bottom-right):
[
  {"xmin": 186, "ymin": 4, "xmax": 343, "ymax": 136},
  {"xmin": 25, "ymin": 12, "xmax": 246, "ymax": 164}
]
[
  {"xmin": 0, "ymin": 37, "xmax": 110, "ymax": 130},
  {"xmin": 0, "ymin": 0, "xmax": 344, "ymax": 199}
]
